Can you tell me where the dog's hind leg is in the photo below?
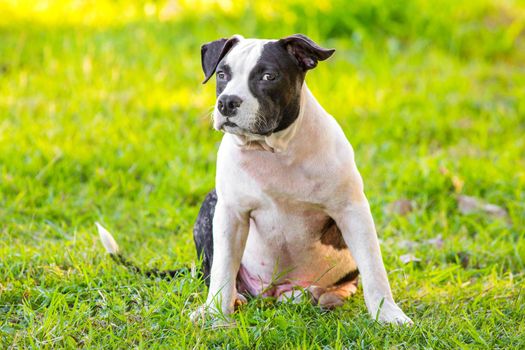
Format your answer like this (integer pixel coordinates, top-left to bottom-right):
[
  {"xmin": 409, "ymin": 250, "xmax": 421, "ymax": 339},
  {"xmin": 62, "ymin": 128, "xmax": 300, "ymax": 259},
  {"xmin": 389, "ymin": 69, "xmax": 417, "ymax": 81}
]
[
  {"xmin": 309, "ymin": 271, "xmax": 359, "ymax": 309},
  {"xmin": 193, "ymin": 189, "xmax": 217, "ymax": 287},
  {"xmin": 316, "ymin": 281, "xmax": 358, "ymax": 309},
  {"xmin": 192, "ymin": 189, "xmax": 248, "ymax": 310}
]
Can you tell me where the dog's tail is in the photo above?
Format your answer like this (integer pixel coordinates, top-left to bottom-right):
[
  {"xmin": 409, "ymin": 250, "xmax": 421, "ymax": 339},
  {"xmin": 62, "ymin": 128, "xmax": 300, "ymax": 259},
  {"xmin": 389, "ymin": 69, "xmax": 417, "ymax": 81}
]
[{"xmin": 96, "ymin": 222, "xmax": 191, "ymax": 279}]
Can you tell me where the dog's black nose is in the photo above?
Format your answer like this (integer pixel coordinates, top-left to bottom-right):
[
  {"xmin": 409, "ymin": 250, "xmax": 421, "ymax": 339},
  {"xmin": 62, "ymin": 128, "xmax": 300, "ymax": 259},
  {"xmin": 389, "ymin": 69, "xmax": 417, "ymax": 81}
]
[{"xmin": 217, "ymin": 95, "xmax": 243, "ymax": 116}]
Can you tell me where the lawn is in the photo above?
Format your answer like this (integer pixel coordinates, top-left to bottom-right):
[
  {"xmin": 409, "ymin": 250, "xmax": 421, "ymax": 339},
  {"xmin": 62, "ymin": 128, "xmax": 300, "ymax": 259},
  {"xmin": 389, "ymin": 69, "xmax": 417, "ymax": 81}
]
[{"xmin": 1, "ymin": 0, "xmax": 524, "ymax": 348}]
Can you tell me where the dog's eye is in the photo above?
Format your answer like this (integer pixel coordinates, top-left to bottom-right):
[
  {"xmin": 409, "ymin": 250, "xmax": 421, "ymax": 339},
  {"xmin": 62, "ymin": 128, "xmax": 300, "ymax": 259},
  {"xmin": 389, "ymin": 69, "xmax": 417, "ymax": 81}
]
[
  {"xmin": 261, "ymin": 73, "xmax": 276, "ymax": 81},
  {"xmin": 217, "ymin": 71, "xmax": 226, "ymax": 80}
]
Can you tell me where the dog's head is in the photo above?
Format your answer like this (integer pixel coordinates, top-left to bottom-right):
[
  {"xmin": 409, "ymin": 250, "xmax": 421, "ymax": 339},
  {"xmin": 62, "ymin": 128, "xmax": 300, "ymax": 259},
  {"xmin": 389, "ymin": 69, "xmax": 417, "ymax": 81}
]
[{"xmin": 201, "ymin": 34, "xmax": 335, "ymax": 136}]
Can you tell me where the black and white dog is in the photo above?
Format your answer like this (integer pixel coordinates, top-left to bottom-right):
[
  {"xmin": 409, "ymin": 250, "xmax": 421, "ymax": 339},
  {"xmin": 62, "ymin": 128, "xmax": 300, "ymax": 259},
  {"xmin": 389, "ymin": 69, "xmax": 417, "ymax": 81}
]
[{"xmin": 98, "ymin": 34, "xmax": 412, "ymax": 325}]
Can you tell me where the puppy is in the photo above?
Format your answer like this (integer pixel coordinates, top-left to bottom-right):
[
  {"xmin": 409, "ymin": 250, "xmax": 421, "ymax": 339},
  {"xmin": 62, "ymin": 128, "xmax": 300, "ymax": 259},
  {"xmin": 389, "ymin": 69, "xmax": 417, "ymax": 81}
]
[{"xmin": 192, "ymin": 34, "xmax": 411, "ymax": 324}]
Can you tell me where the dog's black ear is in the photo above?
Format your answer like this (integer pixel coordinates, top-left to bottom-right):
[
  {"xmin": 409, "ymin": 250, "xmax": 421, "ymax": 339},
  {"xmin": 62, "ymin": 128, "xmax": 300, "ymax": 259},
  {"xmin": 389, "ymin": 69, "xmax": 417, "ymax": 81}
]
[
  {"xmin": 201, "ymin": 37, "xmax": 239, "ymax": 84},
  {"xmin": 278, "ymin": 34, "xmax": 335, "ymax": 71}
]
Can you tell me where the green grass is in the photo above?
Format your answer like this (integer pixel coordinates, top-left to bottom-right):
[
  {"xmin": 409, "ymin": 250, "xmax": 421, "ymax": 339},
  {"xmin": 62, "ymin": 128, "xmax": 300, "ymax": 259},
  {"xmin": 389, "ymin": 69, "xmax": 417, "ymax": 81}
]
[{"xmin": 1, "ymin": 0, "xmax": 524, "ymax": 348}]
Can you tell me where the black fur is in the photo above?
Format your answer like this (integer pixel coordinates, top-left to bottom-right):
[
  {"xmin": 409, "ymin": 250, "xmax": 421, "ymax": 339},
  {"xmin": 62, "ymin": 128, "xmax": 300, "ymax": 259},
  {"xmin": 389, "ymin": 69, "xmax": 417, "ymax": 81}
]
[
  {"xmin": 278, "ymin": 34, "xmax": 335, "ymax": 71},
  {"xmin": 335, "ymin": 269, "xmax": 360, "ymax": 286},
  {"xmin": 193, "ymin": 189, "xmax": 217, "ymax": 286},
  {"xmin": 201, "ymin": 37, "xmax": 239, "ymax": 83},
  {"xmin": 110, "ymin": 253, "xmax": 189, "ymax": 279}
]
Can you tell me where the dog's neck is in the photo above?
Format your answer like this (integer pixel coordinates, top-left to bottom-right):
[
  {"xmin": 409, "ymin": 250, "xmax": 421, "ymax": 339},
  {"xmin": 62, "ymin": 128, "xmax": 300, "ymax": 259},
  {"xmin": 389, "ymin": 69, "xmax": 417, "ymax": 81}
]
[{"xmin": 230, "ymin": 84, "xmax": 324, "ymax": 153}]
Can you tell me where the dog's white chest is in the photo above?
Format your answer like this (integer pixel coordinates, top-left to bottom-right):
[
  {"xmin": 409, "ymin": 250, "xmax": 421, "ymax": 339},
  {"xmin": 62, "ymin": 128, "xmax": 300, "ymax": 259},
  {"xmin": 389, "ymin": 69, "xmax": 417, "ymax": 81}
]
[{"xmin": 217, "ymin": 134, "xmax": 356, "ymax": 295}]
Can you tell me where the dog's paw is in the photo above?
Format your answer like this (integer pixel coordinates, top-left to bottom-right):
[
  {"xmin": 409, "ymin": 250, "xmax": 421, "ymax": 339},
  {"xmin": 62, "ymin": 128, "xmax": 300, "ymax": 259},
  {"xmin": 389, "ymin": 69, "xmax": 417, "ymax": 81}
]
[
  {"xmin": 190, "ymin": 294, "xmax": 246, "ymax": 325},
  {"xmin": 189, "ymin": 304, "xmax": 237, "ymax": 328},
  {"xmin": 318, "ymin": 291, "xmax": 346, "ymax": 309},
  {"xmin": 374, "ymin": 300, "xmax": 413, "ymax": 325},
  {"xmin": 234, "ymin": 293, "xmax": 248, "ymax": 308}
]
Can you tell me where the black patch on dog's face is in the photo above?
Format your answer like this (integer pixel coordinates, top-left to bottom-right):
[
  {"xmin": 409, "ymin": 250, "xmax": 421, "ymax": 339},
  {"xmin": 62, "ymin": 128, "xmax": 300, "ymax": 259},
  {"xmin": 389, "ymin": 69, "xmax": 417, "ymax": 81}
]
[
  {"xmin": 215, "ymin": 64, "xmax": 232, "ymax": 96},
  {"xmin": 247, "ymin": 41, "xmax": 306, "ymax": 134}
]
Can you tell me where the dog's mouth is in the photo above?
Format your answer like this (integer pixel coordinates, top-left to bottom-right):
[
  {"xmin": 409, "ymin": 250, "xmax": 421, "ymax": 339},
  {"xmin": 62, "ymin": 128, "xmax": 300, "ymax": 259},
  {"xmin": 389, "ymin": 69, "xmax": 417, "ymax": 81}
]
[
  {"xmin": 215, "ymin": 114, "xmax": 238, "ymax": 131},
  {"xmin": 215, "ymin": 113, "xmax": 275, "ymax": 137},
  {"xmin": 222, "ymin": 124, "xmax": 273, "ymax": 137},
  {"xmin": 223, "ymin": 121, "xmax": 237, "ymax": 128},
  {"xmin": 220, "ymin": 121, "xmax": 241, "ymax": 134}
]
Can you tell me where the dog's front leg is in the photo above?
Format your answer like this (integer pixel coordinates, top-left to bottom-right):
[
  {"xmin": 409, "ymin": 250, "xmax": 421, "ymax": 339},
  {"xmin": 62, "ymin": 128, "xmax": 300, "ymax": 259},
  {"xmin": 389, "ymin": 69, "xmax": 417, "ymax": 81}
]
[
  {"xmin": 194, "ymin": 200, "xmax": 249, "ymax": 322},
  {"xmin": 332, "ymin": 199, "xmax": 412, "ymax": 325}
]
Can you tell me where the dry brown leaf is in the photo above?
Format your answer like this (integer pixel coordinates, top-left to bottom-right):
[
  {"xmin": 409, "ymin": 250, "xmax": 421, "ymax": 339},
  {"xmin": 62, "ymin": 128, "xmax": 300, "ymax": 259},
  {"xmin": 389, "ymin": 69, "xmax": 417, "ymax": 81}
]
[
  {"xmin": 457, "ymin": 195, "xmax": 509, "ymax": 220},
  {"xmin": 440, "ymin": 166, "xmax": 464, "ymax": 193},
  {"xmin": 387, "ymin": 199, "xmax": 413, "ymax": 216}
]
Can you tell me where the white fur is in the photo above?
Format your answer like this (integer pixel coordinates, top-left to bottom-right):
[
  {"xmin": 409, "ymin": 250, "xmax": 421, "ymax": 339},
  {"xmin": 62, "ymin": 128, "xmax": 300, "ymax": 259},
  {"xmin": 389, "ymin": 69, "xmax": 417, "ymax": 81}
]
[
  {"xmin": 196, "ymin": 37, "xmax": 412, "ymax": 325},
  {"xmin": 96, "ymin": 222, "xmax": 119, "ymax": 254}
]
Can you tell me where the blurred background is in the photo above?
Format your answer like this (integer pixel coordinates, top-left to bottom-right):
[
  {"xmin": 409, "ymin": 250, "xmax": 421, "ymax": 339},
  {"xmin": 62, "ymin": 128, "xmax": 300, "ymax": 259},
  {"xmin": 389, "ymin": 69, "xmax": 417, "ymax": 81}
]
[{"xmin": 0, "ymin": 0, "xmax": 524, "ymax": 347}]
